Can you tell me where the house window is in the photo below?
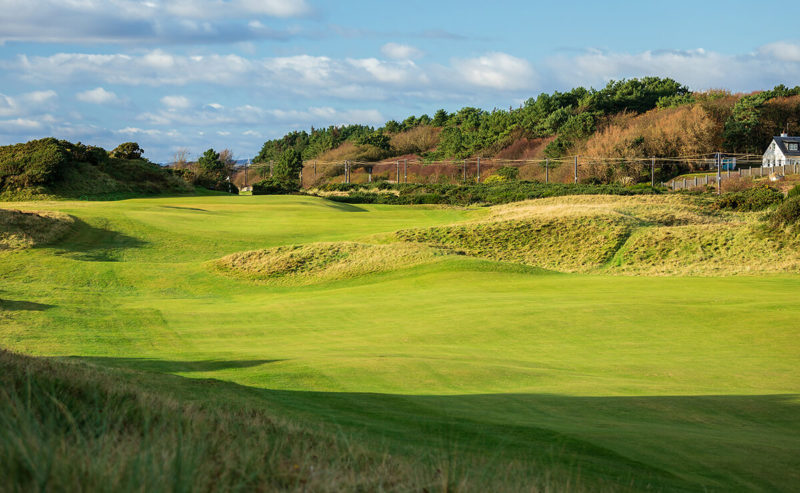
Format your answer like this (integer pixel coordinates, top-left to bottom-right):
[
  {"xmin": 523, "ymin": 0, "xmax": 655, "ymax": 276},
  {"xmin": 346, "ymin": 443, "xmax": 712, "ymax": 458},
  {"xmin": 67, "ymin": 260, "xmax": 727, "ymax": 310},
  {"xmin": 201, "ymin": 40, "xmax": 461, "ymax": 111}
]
[{"xmin": 788, "ymin": 142, "xmax": 799, "ymax": 152}]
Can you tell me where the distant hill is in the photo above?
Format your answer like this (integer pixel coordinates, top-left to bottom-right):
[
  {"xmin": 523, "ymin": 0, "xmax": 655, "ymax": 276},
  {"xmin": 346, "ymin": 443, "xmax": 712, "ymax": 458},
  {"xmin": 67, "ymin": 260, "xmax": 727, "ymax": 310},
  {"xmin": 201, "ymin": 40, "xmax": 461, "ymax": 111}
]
[
  {"xmin": 253, "ymin": 79, "xmax": 800, "ymax": 181},
  {"xmin": 0, "ymin": 138, "xmax": 193, "ymax": 201}
]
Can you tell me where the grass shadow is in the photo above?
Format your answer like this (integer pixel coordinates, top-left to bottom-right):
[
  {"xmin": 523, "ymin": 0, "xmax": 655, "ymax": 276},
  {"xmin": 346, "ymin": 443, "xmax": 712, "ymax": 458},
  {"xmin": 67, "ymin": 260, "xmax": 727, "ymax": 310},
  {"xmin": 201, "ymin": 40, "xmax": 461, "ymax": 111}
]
[
  {"xmin": 318, "ymin": 199, "xmax": 369, "ymax": 212},
  {"xmin": 53, "ymin": 217, "xmax": 147, "ymax": 262},
  {"xmin": 0, "ymin": 299, "xmax": 55, "ymax": 311},
  {"xmin": 71, "ymin": 356, "xmax": 283, "ymax": 373}
]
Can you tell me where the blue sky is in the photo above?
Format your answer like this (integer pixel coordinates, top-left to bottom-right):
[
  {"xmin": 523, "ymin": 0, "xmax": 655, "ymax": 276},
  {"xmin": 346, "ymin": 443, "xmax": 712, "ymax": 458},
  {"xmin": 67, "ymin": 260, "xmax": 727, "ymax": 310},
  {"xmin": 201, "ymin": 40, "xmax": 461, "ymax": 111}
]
[{"xmin": 1, "ymin": 0, "xmax": 799, "ymax": 162}]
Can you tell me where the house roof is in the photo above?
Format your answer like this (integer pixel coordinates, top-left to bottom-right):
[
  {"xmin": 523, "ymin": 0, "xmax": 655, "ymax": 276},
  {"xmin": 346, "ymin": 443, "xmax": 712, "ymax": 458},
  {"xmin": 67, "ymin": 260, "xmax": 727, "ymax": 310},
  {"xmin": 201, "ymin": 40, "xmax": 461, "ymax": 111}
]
[{"xmin": 773, "ymin": 136, "xmax": 800, "ymax": 156}]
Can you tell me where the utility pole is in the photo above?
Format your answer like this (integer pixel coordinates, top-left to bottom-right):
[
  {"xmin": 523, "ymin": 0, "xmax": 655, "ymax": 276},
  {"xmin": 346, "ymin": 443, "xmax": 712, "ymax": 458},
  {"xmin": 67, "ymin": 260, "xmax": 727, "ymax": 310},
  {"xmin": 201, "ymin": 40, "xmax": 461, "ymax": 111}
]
[{"xmin": 244, "ymin": 158, "xmax": 249, "ymax": 188}]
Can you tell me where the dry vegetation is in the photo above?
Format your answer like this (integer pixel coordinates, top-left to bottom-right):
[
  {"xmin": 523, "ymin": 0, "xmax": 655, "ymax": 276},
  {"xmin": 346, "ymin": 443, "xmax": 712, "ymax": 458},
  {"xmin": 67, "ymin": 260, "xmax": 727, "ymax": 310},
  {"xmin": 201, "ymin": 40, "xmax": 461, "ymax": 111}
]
[
  {"xmin": 213, "ymin": 241, "xmax": 439, "ymax": 285},
  {"xmin": 0, "ymin": 208, "xmax": 74, "ymax": 251},
  {"xmin": 398, "ymin": 195, "xmax": 800, "ymax": 276},
  {"xmin": 390, "ymin": 126, "xmax": 441, "ymax": 155}
]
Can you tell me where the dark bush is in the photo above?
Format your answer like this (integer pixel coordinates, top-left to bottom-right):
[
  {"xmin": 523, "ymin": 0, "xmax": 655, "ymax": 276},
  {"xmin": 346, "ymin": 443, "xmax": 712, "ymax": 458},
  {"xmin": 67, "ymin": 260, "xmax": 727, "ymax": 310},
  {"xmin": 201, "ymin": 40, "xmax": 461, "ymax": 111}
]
[
  {"xmin": 110, "ymin": 142, "xmax": 144, "ymax": 160},
  {"xmin": 715, "ymin": 184, "xmax": 784, "ymax": 211},
  {"xmin": 252, "ymin": 177, "xmax": 299, "ymax": 195},
  {"xmin": 769, "ymin": 196, "xmax": 800, "ymax": 231},
  {"xmin": 319, "ymin": 181, "xmax": 662, "ymax": 206},
  {"xmin": 0, "ymin": 138, "xmax": 70, "ymax": 191}
]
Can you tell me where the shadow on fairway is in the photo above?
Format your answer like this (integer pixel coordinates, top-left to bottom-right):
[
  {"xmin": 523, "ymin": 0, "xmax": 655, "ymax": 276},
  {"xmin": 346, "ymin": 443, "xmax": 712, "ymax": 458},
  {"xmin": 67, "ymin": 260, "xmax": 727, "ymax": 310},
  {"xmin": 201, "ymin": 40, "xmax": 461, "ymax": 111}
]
[
  {"xmin": 53, "ymin": 217, "xmax": 147, "ymax": 261},
  {"xmin": 38, "ymin": 353, "xmax": 800, "ymax": 491},
  {"xmin": 72, "ymin": 356, "xmax": 283, "ymax": 373},
  {"xmin": 318, "ymin": 200, "xmax": 369, "ymax": 212},
  {"xmin": 0, "ymin": 298, "xmax": 56, "ymax": 311}
]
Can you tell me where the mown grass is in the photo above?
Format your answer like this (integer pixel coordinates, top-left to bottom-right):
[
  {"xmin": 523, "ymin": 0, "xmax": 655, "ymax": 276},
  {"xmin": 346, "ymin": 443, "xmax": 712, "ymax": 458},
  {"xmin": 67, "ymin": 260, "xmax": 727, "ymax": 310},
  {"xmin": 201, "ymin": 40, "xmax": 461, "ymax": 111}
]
[{"xmin": 1, "ymin": 194, "xmax": 799, "ymax": 491}]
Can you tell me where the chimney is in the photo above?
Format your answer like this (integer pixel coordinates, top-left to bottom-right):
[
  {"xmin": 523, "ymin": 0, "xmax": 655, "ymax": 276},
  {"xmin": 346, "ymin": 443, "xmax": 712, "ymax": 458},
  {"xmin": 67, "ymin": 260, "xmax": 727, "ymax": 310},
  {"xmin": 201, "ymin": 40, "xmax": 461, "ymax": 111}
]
[{"xmin": 781, "ymin": 132, "xmax": 789, "ymax": 137}]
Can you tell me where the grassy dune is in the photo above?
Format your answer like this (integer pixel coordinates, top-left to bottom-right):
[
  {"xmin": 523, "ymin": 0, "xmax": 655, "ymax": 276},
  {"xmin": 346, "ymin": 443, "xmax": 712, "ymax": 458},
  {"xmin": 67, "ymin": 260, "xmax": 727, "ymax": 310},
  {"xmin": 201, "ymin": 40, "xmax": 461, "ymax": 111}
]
[{"xmin": 1, "ymin": 194, "xmax": 799, "ymax": 491}]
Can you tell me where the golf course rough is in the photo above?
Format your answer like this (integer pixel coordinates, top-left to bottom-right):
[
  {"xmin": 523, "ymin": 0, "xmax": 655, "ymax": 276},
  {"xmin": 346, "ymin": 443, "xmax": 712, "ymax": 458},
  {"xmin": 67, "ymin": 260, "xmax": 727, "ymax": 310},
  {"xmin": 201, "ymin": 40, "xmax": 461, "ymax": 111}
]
[{"xmin": 0, "ymin": 193, "xmax": 798, "ymax": 492}]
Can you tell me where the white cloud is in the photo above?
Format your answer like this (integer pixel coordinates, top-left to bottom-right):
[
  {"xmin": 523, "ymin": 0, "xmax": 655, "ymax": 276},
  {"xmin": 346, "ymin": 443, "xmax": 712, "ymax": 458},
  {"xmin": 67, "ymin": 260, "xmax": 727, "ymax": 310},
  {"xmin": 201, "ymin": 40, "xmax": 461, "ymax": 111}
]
[
  {"xmin": 381, "ymin": 43, "xmax": 423, "ymax": 60},
  {"xmin": 545, "ymin": 43, "xmax": 800, "ymax": 91},
  {"xmin": 160, "ymin": 95, "xmax": 191, "ymax": 109},
  {"xmin": 758, "ymin": 41, "xmax": 800, "ymax": 63},
  {"xmin": 23, "ymin": 90, "xmax": 57, "ymax": 103},
  {"xmin": 76, "ymin": 87, "xmax": 119, "ymax": 104},
  {"xmin": 0, "ymin": 0, "xmax": 311, "ymax": 44},
  {"xmin": 452, "ymin": 52, "xmax": 536, "ymax": 91}
]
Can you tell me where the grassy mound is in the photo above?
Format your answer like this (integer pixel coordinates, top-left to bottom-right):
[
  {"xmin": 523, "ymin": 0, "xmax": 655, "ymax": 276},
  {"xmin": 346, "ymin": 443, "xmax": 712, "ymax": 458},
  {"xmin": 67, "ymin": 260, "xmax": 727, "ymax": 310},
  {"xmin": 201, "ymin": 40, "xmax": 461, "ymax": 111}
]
[
  {"xmin": 398, "ymin": 215, "xmax": 631, "ymax": 272},
  {"xmin": 214, "ymin": 241, "xmax": 438, "ymax": 284},
  {"xmin": 0, "ymin": 208, "xmax": 74, "ymax": 251},
  {"xmin": 398, "ymin": 195, "xmax": 800, "ymax": 275},
  {"xmin": 0, "ymin": 138, "xmax": 192, "ymax": 201},
  {"xmin": 0, "ymin": 350, "xmax": 430, "ymax": 493}
]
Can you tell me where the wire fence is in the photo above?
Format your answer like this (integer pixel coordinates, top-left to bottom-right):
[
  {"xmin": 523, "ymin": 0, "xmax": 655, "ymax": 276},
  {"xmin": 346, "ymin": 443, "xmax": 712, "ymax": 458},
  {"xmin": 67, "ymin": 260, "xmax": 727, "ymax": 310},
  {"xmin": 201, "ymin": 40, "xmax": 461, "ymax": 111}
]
[{"xmin": 234, "ymin": 153, "xmax": 798, "ymax": 191}]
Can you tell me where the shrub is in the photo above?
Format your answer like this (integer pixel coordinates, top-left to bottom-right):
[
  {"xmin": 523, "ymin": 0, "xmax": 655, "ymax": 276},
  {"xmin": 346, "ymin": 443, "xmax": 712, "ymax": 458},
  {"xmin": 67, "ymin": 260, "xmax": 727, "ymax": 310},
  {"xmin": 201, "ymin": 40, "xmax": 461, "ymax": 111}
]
[
  {"xmin": 110, "ymin": 142, "xmax": 144, "ymax": 160},
  {"xmin": 252, "ymin": 177, "xmax": 298, "ymax": 195},
  {"xmin": 715, "ymin": 184, "xmax": 784, "ymax": 211},
  {"xmin": 0, "ymin": 138, "xmax": 71, "ymax": 191},
  {"xmin": 788, "ymin": 184, "xmax": 800, "ymax": 199},
  {"xmin": 769, "ymin": 196, "xmax": 800, "ymax": 231}
]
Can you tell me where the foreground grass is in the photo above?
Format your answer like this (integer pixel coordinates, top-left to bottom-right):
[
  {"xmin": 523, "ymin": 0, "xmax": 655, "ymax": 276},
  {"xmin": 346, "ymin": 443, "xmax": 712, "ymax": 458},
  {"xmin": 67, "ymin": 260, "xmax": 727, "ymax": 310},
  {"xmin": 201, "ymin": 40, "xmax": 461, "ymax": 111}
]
[{"xmin": 1, "ymin": 194, "xmax": 799, "ymax": 491}]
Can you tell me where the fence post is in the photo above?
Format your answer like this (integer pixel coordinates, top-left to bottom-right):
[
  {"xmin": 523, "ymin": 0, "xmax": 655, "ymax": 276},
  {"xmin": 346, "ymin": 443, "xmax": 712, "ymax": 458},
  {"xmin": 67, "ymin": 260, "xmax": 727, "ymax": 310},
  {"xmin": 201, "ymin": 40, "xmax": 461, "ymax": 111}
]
[
  {"xmin": 463, "ymin": 159, "xmax": 467, "ymax": 183},
  {"xmin": 396, "ymin": 160, "xmax": 399, "ymax": 183},
  {"xmin": 651, "ymin": 157, "xmax": 655, "ymax": 187},
  {"xmin": 545, "ymin": 158, "xmax": 549, "ymax": 184},
  {"xmin": 314, "ymin": 160, "xmax": 317, "ymax": 180},
  {"xmin": 716, "ymin": 152, "xmax": 721, "ymax": 195},
  {"xmin": 270, "ymin": 160, "xmax": 274, "ymax": 177},
  {"xmin": 574, "ymin": 156, "xmax": 578, "ymax": 184},
  {"xmin": 404, "ymin": 159, "xmax": 408, "ymax": 183},
  {"xmin": 299, "ymin": 165, "xmax": 303, "ymax": 187},
  {"xmin": 476, "ymin": 157, "xmax": 481, "ymax": 183}
]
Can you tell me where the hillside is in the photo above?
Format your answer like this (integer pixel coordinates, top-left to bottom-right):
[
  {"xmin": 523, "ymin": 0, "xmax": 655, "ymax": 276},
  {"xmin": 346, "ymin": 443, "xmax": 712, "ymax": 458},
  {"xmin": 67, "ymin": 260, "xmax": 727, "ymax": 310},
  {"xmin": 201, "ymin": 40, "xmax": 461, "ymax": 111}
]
[
  {"xmin": 0, "ymin": 138, "xmax": 193, "ymax": 201},
  {"xmin": 252, "ymin": 80, "xmax": 800, "ymax": 187}
]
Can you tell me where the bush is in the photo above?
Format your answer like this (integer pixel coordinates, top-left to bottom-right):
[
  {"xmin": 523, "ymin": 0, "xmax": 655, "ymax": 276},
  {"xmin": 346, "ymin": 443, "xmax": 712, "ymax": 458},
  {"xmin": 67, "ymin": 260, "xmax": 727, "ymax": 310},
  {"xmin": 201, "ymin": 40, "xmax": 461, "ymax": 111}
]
[
  {"xmin": 0, "ymin": 138, "xmax": 71, "ymax": 191},
  {"xmin": 252, "ymin": 177, "xmax": 298, "ymax": 195},
  {"xmin": 788, "ymin": 184, "xmax": 800, "ymax": 199},
  {"xmin": 769, "ymin": 196, "xmax": 800, "ymax": 231},
  {"xmin": 110, "ymin": 142, "xmax": 144, "ymax": 160},
  {"xmin": 715, "ymin": 184, "xmax": 784, "ymax": 211}
]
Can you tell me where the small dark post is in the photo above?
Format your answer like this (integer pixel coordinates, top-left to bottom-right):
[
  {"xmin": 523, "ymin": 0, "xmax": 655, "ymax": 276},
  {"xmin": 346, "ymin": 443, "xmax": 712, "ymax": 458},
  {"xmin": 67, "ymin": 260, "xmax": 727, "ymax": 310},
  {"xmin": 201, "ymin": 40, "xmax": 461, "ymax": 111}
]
[
  {"xmin": 270, "ymin": 160, "xmax": 273, "ymax": 177},
  {"xmin": 396, "ymin": 160, "xmax": 400, "ymax": 183},
  {"xmin": 545, "ymin": 158, "xmax": 549, "ymax": 184},
  {"xmin": 299, "ymin": 165, "xmax": 303, "ymax": 187},
  {"xmin": 651, "ymin": 157, "xmax": 655, "ymax": 187},
  {"xmin": 463, "ymin": 159, "xmax": 467, "ymax": 183},
  {"xmin": 244, "ymin": 159, "xmax": 248, "ymax": 188},
  {"xmin": 404, "ymin": 159, "xmax": 408, "ymax": 183},
  {"xmin": 476, "ymin": 157, "xmax": 481, "ymax": 183},
  {"xmin": 367, "ymin": 165, "xmax": 373, "ymax": 183},
  {"xmin": 574, "ymin": 156, "xmax": 578, "ymax": 184},
  {"xmin": 314, "ymin": 160, "xmax": 317, "ymax": 180}
]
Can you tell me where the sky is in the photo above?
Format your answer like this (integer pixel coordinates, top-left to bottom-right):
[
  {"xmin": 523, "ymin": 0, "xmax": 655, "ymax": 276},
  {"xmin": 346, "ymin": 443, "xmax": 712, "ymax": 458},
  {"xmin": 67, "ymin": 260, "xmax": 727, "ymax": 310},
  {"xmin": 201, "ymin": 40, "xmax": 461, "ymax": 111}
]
[{"xmin": 1, "ymin": 0, "xmax": 799, "ymax": 162}]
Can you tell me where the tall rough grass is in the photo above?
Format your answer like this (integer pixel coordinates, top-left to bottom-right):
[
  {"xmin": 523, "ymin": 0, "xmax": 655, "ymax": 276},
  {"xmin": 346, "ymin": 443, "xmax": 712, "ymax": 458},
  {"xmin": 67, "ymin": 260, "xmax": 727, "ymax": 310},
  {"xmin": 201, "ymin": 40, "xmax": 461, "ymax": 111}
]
[
  {"xmin": 0, "ymin": 350, "xmax": 596, "ymax": 492},
  {"xmin": 0, "ymin": 209, "xmax": 74, "ymax": 251}
]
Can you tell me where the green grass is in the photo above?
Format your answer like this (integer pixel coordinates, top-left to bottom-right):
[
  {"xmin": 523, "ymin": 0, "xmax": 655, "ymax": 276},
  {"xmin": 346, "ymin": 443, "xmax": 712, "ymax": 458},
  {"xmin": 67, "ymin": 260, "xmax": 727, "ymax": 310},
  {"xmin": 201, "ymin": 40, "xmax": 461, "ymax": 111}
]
[{"xmin": 1, "ymin": 194, "xmax": 799, "ymax": 491}]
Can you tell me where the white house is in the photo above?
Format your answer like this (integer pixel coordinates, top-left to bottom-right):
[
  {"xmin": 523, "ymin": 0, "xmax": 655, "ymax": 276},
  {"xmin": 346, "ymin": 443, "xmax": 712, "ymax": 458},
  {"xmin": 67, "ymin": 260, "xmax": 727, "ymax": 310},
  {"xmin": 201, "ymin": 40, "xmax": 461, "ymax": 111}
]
[{"xmin": 763, "ymin": 133, "xmax": 800, "ymax": 167}]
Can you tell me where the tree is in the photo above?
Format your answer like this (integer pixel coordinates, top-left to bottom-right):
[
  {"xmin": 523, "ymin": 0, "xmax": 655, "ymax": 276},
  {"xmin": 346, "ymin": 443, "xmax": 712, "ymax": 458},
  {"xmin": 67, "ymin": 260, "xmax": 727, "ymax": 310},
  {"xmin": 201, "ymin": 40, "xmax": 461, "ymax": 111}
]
[
  {"xmin": 432, "ymin": 109, "xmax": 449, "ymax": 127},
  {"xmin": 198, "ymin": 148, "xmax": 223, "ymax": 172},
  {"xmin": 110, "ymin": 142, "xmax": 144, "ymax": 160},
  {"xmin": 273, "ymin": 148, "xmax": 303, "ymax": 181}
]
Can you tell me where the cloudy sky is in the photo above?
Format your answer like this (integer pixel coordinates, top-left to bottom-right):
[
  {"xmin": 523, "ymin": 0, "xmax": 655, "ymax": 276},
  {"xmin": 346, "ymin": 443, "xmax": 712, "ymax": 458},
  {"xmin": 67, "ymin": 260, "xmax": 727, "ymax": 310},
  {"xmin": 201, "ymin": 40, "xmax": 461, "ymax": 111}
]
[{"xmin": 1, "ymin": 0, "xmax": 799, "ymax": 162}]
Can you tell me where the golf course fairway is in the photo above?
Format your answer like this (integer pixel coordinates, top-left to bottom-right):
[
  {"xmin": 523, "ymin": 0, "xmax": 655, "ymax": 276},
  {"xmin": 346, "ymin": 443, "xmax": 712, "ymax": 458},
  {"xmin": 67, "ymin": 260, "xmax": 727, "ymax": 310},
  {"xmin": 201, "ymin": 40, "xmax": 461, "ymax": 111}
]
[{"xmin": 1, "ymin": 194, "xmax": 798, "ymax": 491}]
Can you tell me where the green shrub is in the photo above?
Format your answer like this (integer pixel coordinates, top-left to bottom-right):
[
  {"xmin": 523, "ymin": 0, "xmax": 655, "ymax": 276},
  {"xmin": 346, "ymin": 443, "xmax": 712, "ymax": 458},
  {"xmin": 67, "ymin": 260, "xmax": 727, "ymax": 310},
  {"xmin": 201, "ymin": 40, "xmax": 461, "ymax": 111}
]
[
  {"xmin": 715, "ymin": 184, "xmax": 783, "ymax": 211},
  {"xmin": 0, "ymin": 138, "xmax": 70, "ymax": 191},
  {"xmin": 787, "ymin": 184, "xmax": 800, "ymax": 199},
  {"xmin": 110, "ymin": 142, "xmax": 144, "ymax": 160},
  {"xmin": 252, "ymin": 177, "xmax": 298, "ymax": 195},
  {"xmin": 769, "ymin": 196, "xmax": 800, "ymax": 231}
]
